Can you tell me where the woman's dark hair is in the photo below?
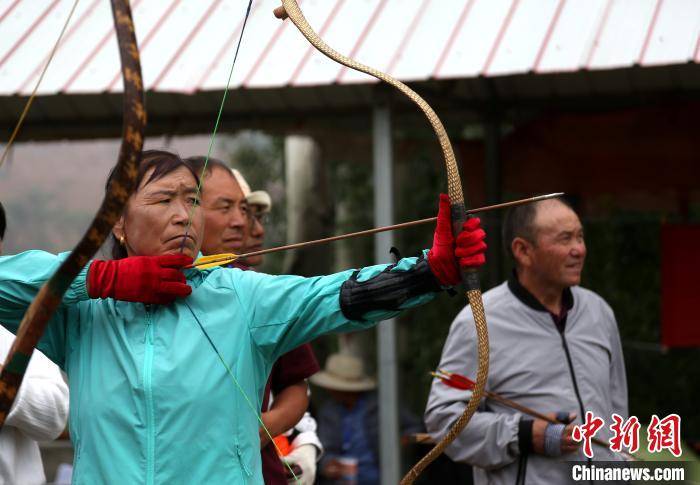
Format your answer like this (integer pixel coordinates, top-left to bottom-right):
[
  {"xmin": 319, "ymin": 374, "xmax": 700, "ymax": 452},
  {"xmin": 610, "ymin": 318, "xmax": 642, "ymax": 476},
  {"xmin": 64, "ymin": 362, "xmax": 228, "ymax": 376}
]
[
  {"xmin": 0, "ymin": 201, "xmax": 6, "ymax": 240},
  {"xmin": 106, "ymin": 149, "xmax": 199, "ymax": 260}
]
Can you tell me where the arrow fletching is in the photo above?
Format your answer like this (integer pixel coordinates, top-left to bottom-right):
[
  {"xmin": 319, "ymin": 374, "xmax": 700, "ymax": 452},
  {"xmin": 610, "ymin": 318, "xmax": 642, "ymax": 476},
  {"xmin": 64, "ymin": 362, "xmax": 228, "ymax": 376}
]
[
  {"xmin": 431, "ymin": 369, "xmax": 476, "ymax": 391},
  {"xmin": 190, "ymin": 253, "xmax": 239, "ymax": 270}
]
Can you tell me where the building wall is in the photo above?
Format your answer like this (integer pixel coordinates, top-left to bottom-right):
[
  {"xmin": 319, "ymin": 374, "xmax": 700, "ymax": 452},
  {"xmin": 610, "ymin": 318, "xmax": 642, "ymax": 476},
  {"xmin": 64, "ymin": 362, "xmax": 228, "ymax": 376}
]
[{"xmin": 458, "ymin": 101, "xmax": 700, "ymax": 218}]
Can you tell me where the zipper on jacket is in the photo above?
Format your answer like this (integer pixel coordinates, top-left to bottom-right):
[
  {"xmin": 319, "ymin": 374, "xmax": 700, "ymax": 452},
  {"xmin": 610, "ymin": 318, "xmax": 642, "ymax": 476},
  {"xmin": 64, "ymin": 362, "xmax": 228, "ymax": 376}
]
[
  {"xmin": 72, "ymin": 443, "xmax": 83, "ymax": 483},
  {"xmin": 558, "ymin": 328, "xmax": 593, "ymax": 478},
  {"xmin": 236, "ymin": 444, "xmax": 253, "ymax": 478},
  {"xmin": 143, "ymin": 306, "xmax": 156, "ymax": 485},
  {"xmin": 515, "ymin": 452, "xmax": 528, "ymax": 485},
  {"xmin": 557, "ymin": 331, "xmax": 586, "ymax": 426}
]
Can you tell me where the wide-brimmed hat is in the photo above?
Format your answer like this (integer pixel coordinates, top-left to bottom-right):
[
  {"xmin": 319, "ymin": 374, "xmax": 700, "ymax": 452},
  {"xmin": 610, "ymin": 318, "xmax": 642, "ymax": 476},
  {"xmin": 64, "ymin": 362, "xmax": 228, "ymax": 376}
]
[{"xmin": 310, "ymin": 353, "xmax": 376, "ymax": 392}]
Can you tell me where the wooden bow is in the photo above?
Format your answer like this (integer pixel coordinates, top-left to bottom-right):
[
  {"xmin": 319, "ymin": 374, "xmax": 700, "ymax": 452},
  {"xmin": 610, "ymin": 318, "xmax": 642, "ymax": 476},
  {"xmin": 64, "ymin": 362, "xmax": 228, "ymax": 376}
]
[
  {"xmin": 0, "ymin": 0, "xmax": 146, "ymax": 427},
  {"xmin": 273, "ymin": 2, "xmax": 490, "ymax": 482}
]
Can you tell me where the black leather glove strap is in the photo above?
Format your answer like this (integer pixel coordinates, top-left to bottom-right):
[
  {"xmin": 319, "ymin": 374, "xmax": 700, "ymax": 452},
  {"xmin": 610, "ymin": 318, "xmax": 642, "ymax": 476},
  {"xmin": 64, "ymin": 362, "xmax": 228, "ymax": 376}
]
[
  {"xmin": 518, "ymin": 418, "xmax": 534, "ymax": 455},
  {"xmin": 340, "ymin": 256, "xmax": 442, "ymax": 321}
]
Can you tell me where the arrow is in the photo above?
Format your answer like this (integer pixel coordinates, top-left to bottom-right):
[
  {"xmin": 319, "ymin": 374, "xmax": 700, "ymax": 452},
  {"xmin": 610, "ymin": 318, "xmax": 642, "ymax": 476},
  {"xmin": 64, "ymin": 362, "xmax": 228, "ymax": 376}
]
[
  {"xmin": 190, "ymin": 192, "xmax": 564, "ymax": 269},
  {"xmin": 432, "ymin": 369, "xmax": 638, "ymax": 460}
]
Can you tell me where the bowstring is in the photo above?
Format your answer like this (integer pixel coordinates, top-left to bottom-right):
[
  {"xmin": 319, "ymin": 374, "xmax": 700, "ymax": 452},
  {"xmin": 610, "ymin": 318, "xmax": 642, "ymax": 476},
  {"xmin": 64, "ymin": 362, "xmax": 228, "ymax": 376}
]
[
  {"xmin": 180, "ymin": 2, "xmax": 300, "ymax": 482},
  {"xmin": 184, "ymin": 303, "xmax": 300, "ymax": 484},
  {"xmin": 179, "ymin": 0, "xmax": 253, "ymax": 253},
  {"xmin": 0, "ymin": 0, "xmax": 82, "ymax": 169}
]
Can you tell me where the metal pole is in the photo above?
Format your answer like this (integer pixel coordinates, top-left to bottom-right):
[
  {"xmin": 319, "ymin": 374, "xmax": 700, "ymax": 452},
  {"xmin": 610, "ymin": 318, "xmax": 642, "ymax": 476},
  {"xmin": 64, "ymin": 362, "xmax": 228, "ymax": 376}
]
[{"xmin": 373, "ymin": 104, "xmax": 400, "ymax": 484}]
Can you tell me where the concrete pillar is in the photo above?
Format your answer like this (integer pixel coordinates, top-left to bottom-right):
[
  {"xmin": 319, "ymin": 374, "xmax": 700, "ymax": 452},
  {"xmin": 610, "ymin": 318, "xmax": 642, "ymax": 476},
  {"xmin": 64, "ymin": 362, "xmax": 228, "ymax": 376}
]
[
  {"xmin": 283, "ymin": 135, "xmax": 332, "ymax": 276},
  {"xmin": 373, "ymin": 104, "xmax": 400, "ymax": 484}
]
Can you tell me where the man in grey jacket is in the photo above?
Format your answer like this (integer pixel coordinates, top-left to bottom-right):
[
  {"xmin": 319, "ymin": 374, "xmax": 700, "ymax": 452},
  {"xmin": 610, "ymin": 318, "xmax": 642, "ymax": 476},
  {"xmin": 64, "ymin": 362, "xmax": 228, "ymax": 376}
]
[{"xmin": 425, "ymin": 198, "xmax": 628, "ymax": 484}]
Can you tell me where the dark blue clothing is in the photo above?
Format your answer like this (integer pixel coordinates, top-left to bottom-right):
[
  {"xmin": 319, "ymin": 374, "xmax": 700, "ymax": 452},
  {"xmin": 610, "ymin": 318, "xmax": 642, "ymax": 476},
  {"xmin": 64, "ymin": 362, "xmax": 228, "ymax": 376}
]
[
  {"xmin": 340, "ymin": 395, "xmax": 379, "ymax": 484},
  {"xmin": 317, "ymin": 392, "xmax": 423, "ymax": 485}
]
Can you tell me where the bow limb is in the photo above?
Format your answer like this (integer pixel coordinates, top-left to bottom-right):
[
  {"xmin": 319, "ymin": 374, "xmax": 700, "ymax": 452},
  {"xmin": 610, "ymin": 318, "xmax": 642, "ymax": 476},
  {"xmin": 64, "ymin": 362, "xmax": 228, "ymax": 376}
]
[
  {"xmin": 275, "ymin": 2, "xmax": 489, "ymax": 482},
  {"xmin": 0, "ymin": 0, "xmax": 146, "ymax": 427}
]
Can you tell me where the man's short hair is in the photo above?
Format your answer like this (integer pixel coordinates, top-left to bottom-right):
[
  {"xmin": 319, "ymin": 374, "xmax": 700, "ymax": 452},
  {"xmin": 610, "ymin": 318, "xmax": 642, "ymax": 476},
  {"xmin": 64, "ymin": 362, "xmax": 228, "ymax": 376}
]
[
  {"xmin": 0, "ymin": 201, "xmax": 5, "ymax": 240},
  {"xmin": 186, "ymin": 156, "xmax": 233, "ymax": 181},
  {"xmin": 502, "ymin": 197, "xmax": 575, "ymax": 261}
]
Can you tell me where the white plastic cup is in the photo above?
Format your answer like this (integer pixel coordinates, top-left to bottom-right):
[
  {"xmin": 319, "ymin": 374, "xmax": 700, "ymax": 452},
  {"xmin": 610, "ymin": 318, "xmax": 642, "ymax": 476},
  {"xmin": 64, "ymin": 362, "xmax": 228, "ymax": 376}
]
[{"xmin": 337, "ymin": 456, "xmax": 358, "ymax": 484}]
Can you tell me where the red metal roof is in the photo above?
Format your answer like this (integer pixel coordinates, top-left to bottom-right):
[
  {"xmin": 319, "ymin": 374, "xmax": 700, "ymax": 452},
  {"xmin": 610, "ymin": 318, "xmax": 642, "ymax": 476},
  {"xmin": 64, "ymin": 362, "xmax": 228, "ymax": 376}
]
[{"xmin": 0, "ymin": 0, "xmax": 698, "ymax": 96}]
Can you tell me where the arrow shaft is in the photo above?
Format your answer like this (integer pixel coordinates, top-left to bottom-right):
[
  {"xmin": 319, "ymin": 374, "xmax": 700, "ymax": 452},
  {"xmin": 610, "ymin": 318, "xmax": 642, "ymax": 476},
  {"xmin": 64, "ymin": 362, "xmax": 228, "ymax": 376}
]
[
  {"xmin": 485, "ymin": 390, "xmax": 613, "ymax": 450},
  {"xmin": 235, "ymin": 193, "xmax": 564, "ymax": 262},
  {"xmin": 432, "ymin": 370, "xmax": 632, "ymax": 457},
  {"xmin": 435, "ymin": 369, "xmax": 620, "ymax": 455}
]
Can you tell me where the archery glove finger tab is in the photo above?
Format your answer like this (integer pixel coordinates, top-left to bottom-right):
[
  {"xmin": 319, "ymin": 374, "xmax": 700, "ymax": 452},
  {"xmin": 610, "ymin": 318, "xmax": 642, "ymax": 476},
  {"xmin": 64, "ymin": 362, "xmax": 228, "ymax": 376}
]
[
  {"xmin": 88, "ymin": 254, "xmax": 192, "ymax": 305},
  {"xmin": 428, "ymin": 194, "xmax": 487, "ymax": 286}
]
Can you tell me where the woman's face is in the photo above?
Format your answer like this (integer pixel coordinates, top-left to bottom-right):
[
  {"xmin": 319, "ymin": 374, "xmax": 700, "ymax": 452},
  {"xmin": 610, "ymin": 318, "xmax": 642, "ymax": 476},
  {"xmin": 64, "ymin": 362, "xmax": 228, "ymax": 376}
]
[{"xmin": 113, "ymin": 166, "xmax": 204, "ymax": 259}]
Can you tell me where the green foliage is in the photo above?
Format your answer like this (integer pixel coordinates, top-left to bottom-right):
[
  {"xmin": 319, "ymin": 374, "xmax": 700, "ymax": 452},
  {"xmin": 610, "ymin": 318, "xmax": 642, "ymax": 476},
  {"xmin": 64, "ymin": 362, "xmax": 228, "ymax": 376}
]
[
  {"xmin": 584, "ymin": 214, "xmax": 699, "ymax": 439},
  {"xmin": 583, "ymin": 214, "xmax": 661, "ymax": 342},
  {"xmin": 220, "ymin": 132, "xmax": 287, "ymax": 274},
  {"xmin": 329, "ymin": 157, "xmax": 375, "ymax": 266}
]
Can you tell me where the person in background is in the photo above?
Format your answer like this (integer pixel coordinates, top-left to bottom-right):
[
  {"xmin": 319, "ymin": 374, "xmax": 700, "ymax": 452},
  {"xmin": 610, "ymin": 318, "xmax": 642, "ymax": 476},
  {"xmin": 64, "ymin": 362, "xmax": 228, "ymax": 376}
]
[
  {"xmin": 191, "ymin": 157, "xmax": 323, "ymax": 485},
  {"xmin": 234, "ymin": 171, "xmax": 269, "ymax": 268},
  {"xmin": 312, "ymin": 353, "xmax": 423, "ymax": 485},
  {"xmin": 0, "ymin": 201, "xmax": 70, "ymax": 485},
  {"xmin": 425, "ymin": 198, "xmax": 627, "ymax": 484}
]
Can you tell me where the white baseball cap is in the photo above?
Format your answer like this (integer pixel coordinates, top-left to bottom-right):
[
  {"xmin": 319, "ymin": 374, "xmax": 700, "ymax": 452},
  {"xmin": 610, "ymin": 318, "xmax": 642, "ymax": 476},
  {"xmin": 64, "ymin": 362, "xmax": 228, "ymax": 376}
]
[{"xmin": 231, "ymin": 168, "xmax": 271, "ymax": 213}]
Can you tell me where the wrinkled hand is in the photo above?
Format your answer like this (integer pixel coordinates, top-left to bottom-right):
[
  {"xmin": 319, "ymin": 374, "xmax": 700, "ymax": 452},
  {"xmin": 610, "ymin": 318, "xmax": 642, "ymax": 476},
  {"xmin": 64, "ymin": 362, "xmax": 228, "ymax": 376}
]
[
  {"xmin": 428, "ymin": 194, "xmax": 487, "ymax": 286},
  {"xmin": 88, "ymin": 254, "xmax": 192, "ymax": 305},
  {"xmin": 321, "ymin": 458, "xmax": 344, "ymax": 480}
]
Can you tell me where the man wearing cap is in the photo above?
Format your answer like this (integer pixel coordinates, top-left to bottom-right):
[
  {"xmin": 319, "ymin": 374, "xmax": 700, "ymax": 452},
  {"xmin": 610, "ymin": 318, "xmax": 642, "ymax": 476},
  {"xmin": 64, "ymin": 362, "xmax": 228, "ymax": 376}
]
[
  {"xmin": 312, "ymin": 353, "xmax": 422, "ymax": 485},
  {"xmin": 237, "ymin": 182, "xmax": 270, "ymax": 267},
  {"xmin": 190, "ymin": 157, "xmax": 323, "ymax": 485}
]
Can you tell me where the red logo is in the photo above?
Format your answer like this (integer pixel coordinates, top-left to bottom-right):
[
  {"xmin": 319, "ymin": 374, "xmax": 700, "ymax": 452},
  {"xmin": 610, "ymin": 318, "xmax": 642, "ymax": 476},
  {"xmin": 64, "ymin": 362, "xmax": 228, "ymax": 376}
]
[
  {"xmin": 647, "ymin": 414, "xmax": 682, "ymax": 457},
  {"xmin": 609, "ymin": 413, "xmax": 640, "ymax": 454},
  {"xmin": 572, "ymin": 411, "xmax": 605, "ymax": 458}
]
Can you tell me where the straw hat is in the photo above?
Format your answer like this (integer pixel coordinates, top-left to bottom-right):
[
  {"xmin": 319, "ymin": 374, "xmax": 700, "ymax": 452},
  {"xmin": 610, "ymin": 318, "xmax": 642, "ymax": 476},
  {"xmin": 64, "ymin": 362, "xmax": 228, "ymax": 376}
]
[{"xmin": 310, "ymin": 353, "xmax": 376, "ymax": 392}]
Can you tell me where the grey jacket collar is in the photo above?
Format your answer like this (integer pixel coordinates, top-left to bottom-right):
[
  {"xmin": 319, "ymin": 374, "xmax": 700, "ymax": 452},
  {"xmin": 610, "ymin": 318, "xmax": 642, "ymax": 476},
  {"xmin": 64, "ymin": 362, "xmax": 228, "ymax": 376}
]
[{"xmin": 507, "ymin": 271, "xmax": 574, "ymax": 314}]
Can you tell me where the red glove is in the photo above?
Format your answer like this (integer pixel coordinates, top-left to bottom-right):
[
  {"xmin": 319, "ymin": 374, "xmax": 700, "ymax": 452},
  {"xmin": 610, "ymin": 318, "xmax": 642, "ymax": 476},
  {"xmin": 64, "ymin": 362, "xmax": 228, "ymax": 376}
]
[
  {"xmin": 88, "ymin": 254, "xmax": 193, "ymax": 304},
  {"xmin": 428, "ymin": 194, "xmax": 487, "ymax": 286}
]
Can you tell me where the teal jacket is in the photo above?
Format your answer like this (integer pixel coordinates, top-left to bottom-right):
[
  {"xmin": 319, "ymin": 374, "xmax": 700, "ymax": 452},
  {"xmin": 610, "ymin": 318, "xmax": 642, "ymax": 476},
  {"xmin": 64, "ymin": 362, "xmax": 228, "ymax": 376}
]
[{"xmin": 0, "ymin": 250, "xmax": 436, "ymax": 484}]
